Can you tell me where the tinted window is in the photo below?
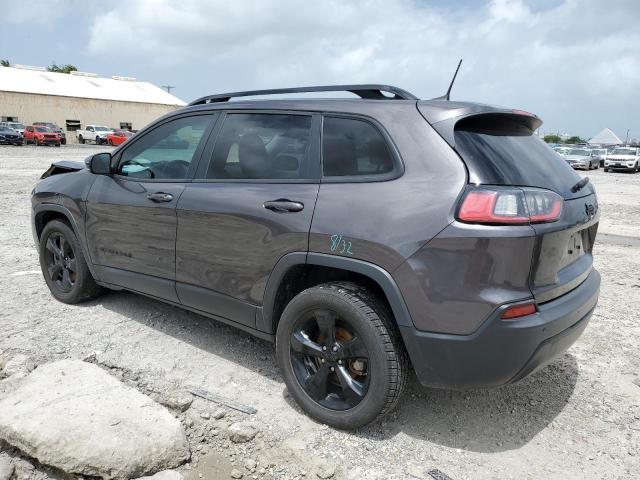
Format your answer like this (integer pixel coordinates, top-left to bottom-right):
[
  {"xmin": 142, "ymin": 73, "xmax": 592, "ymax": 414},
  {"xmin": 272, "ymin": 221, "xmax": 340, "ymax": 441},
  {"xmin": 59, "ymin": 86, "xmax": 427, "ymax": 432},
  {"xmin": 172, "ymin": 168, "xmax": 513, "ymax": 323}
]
[
  {"xmin": 206, "ymin": 114, "xmax": 313, "ymax": 180},
  {"xmin": 118, "ymin": 115, "xmax": 211, "ymax": 180},
  {"xmin": 322, "ymin": 117, "xmax": 394, "ymax": 177},
  {"xmin": 454, "ymin": 117, "xmax": 581, "ymax": 198}
]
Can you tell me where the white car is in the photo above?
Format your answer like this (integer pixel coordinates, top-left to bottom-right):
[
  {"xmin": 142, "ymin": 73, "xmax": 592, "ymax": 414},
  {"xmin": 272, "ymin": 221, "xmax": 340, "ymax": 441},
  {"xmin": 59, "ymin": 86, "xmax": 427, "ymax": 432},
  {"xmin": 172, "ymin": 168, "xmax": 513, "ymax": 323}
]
[
  {"xmin": 76, "ymin": 125, "xmax": 113, "ymax": 145},
  {"xmin": 563, "ymin": 148, "xmax": 599, "ymax": 170},
  {"xmin": 604, "ymin": 147, "xmax": 640, "ymax": 173}
]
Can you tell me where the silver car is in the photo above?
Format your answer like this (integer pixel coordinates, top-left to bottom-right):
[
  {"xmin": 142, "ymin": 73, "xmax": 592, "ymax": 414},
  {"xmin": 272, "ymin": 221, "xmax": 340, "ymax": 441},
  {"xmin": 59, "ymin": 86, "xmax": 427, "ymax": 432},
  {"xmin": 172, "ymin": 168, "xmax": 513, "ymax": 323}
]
[{"xmin": 564, "ymin": 148, "xmax": 599, "ymax": 170}]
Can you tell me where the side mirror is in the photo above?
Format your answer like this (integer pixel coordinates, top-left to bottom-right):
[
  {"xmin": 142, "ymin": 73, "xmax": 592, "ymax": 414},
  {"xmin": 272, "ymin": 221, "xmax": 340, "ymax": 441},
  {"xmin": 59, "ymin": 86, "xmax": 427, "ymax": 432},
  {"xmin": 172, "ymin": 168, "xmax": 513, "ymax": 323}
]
[{"xmin": 89, "ymin": 153, "xmax": 112, "ymax": 175}]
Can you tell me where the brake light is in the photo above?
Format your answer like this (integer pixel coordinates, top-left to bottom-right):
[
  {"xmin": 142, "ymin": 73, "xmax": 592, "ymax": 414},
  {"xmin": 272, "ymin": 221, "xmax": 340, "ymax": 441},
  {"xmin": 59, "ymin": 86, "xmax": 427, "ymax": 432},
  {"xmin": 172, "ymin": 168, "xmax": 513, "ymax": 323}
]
[
  {"xmin": 501, "ymin": 302, "xmax": 537, "ymax": 320},
  {"xmin": 458, "ymin": 187, "xmax": 563, "ymax": 225}
]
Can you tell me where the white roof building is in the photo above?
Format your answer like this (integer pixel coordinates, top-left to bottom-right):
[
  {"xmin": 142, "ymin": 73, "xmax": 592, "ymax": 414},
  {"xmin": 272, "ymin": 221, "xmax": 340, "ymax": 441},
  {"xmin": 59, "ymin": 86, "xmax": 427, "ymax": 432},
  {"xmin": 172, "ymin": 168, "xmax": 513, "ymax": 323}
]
[
  {"xmin": 588, "ymin": 128, "xmax": 623, "ymax": 146},
  {"xmin": 0, "ymin": 66, "xmax": 185, "ymax": 141},
  {"xmin": 0, "ymin": 66, "xmax": 185, "ymax": 106}
]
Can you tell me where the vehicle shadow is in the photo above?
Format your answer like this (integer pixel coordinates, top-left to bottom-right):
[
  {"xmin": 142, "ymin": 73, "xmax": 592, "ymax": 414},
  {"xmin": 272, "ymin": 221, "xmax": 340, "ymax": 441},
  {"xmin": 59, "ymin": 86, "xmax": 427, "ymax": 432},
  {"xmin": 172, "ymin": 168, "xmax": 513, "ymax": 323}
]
[{"xmin": 92, "ymin": 289, "xmax": 578, "ymax": 454}]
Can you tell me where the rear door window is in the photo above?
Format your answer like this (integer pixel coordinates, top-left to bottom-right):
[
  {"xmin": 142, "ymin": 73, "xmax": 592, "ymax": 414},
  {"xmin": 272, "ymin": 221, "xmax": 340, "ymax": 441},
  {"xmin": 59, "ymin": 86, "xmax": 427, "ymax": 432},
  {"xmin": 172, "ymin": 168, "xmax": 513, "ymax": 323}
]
[
  {"xmin": 322, "ymin": 116, "xmax": 396, "ymax": 178},
  {"xmin": 205, "ymin": 113, "xmax": 316, "ymax": 180}
]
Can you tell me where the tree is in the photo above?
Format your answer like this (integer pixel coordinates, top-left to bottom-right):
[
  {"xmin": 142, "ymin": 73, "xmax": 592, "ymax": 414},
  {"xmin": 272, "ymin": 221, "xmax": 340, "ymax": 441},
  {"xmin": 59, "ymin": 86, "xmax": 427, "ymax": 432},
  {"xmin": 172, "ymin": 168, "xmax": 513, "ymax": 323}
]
[
  {"xmin": 543, "ymin": 134, "xmax": 562, "ymax": 143},
  {"xmin": 47, "ymin": 62, "xmax": 78, "ymax": 74},
  {"xmin": 565, "ymin": 136, "xmax": 586, "ymax": 144},
  {"xmin": 0, "ymin": 60, "xmax": 10, "ymax": 67}
]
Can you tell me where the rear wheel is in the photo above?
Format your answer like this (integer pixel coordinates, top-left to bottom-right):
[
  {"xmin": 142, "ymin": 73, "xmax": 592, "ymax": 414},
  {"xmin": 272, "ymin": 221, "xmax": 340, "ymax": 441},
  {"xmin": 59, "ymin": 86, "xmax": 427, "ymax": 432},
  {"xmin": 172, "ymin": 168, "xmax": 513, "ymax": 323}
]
[
  {"xmin": 79, "ymin": 135, "xmax": 85, "ymax": 144},
  {"xmin": 39, "ymin": 220, "xmax": 103, "ymax": 304},
  {"xmin": 276, "ymin": 282, "xmax": 408, "ymax": 429}
]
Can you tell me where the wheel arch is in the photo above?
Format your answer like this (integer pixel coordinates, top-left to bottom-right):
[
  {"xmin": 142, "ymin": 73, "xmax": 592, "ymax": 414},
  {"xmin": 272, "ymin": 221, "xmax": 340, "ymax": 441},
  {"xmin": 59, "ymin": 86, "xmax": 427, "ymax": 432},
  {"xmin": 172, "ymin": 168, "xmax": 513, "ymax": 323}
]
[
  {"xmin": 34, "ymin": 203, "xmax": 98, "ymax": 279},
  {"xmin": 258, "ymin": 252, "xmax": 414, "ymax": 335}
]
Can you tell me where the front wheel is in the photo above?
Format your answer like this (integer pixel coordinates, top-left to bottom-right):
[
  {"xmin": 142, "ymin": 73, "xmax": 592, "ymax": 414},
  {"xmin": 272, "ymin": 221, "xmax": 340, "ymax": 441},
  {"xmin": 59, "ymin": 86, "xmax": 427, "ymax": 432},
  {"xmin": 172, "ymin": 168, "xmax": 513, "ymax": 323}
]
[
  {"xmin": 78, "ymin": 136, "xmax": 85, "ymax": 144},
  {"xmin": 276, "ymin": 282, "xmax": 408, "ymax": 429},
  {"xmin": 39, "ymin": 220, "xmax": 103, "ymax": 304}
]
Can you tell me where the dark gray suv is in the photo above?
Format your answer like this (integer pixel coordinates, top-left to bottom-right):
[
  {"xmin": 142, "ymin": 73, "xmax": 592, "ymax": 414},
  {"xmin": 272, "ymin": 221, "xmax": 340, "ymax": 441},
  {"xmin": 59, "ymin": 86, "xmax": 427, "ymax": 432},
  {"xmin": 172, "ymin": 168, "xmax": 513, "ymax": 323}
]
[{"xmin": 31, "ymin": 85, "xmax": 600, "ymax": 428}]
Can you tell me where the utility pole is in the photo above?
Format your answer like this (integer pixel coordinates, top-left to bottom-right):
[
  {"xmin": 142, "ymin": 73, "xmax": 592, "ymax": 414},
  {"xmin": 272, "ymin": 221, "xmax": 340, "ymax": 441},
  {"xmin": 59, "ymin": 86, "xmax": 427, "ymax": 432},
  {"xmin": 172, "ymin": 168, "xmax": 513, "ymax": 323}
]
[
  {"xmin": 625, "ymin": 129, "xmax": 630, "ymax": 145},
  {"xmin": 162, "ymin": 85, "xmax": 175, "ymax": 94}
]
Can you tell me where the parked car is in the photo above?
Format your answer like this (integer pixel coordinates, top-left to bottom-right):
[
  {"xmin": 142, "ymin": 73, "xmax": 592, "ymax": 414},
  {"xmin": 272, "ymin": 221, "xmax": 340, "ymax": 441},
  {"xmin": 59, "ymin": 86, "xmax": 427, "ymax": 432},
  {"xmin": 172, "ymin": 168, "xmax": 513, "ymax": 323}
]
[
  {"xmin": 0, "ymin": 126, "xmax": 24, "ymax": 145},
  {"xmin": 553, "ymin": 146, "xmax": 571, "ymax": 156},
  {"xmin": 33, "ymin": 122, "xmax": 67, "ymax": 145},
  {"xmin": 0, "ymin": 121, "xmax": 26, "ymax": 137},
  {"xmin": 24, "ymin": 126, "xmax": 61, "ymax": 147},
  {"xmin": 76, "ymin": 125, "xmax": 113, "ymax": 145},
  {"xmin": 106, "ymin": 129, "xmax": 134, "ymax": 146},
  {"xmin": 604, "ymin": 147, "xmax": 640, "ymax": 172},
  {"xmin": 590, "ymin": 148, "xmax": 608, "ymax": 167},
  {"xmin": 563, "ymin": 148, "xmax": 599, "ymax": 170},
  {"xmin": 31, "ymin": 84, "xmax": 600, "ymax": 428}
]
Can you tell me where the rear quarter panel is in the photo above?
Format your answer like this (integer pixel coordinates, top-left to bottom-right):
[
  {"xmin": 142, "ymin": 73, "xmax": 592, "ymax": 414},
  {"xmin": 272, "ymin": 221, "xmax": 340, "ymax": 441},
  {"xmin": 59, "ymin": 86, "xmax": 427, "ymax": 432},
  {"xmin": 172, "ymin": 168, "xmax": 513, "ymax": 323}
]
[{"xmin": 309, "ymin": 104, "xmax": 466, "ymax": 272}]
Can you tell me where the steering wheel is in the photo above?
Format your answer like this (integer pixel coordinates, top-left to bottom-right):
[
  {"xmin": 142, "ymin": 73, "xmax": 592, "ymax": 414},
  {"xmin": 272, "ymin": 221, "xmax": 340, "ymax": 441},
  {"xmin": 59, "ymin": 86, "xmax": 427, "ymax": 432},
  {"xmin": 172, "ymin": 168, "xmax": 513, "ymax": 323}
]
[
  {"xmin": 160, "ymin": 160, "xmax": 190, "ymax": 178},
  {"xmin": 123, "ymin": 159, "xmax": 155, "ymax": 179}
]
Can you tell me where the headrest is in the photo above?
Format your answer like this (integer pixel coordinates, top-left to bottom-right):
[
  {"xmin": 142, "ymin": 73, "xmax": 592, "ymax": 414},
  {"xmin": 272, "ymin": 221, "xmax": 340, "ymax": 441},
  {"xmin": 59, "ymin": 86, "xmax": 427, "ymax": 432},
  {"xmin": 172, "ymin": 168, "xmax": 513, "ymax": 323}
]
[{"xmin": 238, "ymin": 134, "xmax": 269, "ymax": 178}]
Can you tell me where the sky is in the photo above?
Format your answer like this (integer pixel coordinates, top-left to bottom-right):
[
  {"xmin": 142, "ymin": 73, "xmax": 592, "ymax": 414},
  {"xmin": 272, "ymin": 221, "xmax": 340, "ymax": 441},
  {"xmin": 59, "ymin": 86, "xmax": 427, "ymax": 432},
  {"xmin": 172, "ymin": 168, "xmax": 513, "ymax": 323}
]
[{"xmin": 1, "ymin": 0, "xmax": 638, "ymax": 140}]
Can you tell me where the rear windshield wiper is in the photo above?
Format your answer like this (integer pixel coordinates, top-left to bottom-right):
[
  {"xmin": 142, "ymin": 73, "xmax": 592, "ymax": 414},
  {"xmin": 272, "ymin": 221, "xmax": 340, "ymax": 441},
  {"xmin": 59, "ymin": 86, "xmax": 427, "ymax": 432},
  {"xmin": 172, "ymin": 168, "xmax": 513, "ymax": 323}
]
[{"xmin": 571, "ymin": 176, "xmax": 589, "ymax": 193}]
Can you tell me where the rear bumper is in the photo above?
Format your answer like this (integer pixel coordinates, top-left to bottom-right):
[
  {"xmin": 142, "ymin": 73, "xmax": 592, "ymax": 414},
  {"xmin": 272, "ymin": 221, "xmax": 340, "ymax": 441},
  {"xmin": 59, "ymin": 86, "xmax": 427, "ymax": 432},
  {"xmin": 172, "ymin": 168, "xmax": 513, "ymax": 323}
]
[{"xmin": 400, "ymin": 269, "xmax": 600, "ymax": 389}]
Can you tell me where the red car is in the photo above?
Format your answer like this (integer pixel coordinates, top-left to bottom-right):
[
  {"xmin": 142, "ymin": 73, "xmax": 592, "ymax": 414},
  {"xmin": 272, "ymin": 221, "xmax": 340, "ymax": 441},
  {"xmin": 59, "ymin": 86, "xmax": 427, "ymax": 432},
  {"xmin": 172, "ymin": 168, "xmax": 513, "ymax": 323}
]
[
  {"xmin": 106, "ymin": 130, "xmax": 134, "ymax": 146},
  {"xmin": 24, "ymin": 126, "xmax": 61, "ymax": 147}
]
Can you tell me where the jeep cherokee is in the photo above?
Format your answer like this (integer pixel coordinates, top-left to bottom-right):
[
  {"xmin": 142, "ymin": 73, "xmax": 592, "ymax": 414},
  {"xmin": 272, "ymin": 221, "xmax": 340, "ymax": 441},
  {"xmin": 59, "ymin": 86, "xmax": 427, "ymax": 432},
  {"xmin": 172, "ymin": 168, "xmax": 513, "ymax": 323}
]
[{"xmin": 31, "ymin": 84, "xmax": 600, "ymax": 428}]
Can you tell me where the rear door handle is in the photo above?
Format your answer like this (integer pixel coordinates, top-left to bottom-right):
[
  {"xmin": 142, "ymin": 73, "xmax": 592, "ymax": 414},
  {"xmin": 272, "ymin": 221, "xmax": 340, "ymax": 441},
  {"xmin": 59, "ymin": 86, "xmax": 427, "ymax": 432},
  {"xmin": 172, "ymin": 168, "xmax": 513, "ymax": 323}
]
[
  {"xmin": 147, "ymin": 192, "xmax": 174, "ymax": 203},
  {"xmin": 263, "ymin": 199, "xmax": 304, "ymax": 213}
]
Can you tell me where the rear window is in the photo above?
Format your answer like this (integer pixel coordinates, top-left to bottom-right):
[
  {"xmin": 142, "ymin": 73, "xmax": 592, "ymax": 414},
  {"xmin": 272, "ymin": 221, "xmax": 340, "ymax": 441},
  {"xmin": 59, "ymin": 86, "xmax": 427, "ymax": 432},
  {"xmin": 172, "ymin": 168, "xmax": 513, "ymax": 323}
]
[{"xmin": 454, "ymin": 115, "xmax": 582, "ymax": 198}]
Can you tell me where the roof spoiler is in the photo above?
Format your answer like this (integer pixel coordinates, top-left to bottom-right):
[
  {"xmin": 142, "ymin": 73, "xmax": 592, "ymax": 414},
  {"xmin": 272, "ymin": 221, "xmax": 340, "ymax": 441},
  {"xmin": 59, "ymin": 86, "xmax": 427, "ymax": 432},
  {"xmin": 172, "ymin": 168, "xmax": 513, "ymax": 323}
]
[{"xmin": 188, "ymin": 84, "xmax": 419, "ymax": 106}]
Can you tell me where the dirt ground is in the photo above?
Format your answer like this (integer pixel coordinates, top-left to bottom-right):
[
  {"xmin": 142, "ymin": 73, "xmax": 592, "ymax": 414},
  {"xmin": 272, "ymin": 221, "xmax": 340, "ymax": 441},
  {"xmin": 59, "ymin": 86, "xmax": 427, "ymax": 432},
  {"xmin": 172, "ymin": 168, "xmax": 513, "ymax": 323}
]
[{"xmin": 0, "ymin": 144, "xmax": 639, "ymax": 480}]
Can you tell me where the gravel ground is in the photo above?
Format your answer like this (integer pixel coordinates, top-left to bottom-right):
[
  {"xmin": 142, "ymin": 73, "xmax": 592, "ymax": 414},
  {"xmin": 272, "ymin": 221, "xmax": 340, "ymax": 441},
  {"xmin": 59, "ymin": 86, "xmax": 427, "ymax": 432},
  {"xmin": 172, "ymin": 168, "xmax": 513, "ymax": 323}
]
[{"xmin": 0, "ymin": 144, "xmax": 639, "ymax": 480}]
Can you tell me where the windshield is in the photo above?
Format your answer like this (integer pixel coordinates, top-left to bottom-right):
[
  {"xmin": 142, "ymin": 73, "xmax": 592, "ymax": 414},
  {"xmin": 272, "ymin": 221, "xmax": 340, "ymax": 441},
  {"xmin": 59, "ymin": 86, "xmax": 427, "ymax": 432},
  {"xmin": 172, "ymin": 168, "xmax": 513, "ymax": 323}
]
[
  {"xmin": 568, "ymin": 149, "xmax": 590, "ymax": 156},
  {"xmin": 611, "ymin": 148, "xmax": 635, "ymax": 155},
  {"xmin": 94, "ymin": 126, "xmax": 110, "ymax": 132},
  {"xmin": 9, "ymin": 123, "xmax": 24, "ymax": 129},
  {"xmin": 35, "ymin": 127, "xmax": 51, "ymax": 132},
  {"xmin": 0, "ymin": 127, "xmax": 14, "ymax": 133}
]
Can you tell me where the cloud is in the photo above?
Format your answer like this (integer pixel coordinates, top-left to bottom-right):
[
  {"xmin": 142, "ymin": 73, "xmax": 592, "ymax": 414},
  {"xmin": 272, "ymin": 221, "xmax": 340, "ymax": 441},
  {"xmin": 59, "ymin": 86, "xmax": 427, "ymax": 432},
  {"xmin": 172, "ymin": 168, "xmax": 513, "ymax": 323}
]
[{"xmin": 82, "ymin": 0, "xmax": 639, "ymax": 136}]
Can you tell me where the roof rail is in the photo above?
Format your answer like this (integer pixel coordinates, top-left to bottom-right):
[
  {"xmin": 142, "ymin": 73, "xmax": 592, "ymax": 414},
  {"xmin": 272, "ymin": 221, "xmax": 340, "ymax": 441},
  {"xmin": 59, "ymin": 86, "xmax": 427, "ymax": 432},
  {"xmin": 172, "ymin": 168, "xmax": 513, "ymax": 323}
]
[{"xmin": 188, "ymin": 84, "xmax": 418, "ymax": 106}]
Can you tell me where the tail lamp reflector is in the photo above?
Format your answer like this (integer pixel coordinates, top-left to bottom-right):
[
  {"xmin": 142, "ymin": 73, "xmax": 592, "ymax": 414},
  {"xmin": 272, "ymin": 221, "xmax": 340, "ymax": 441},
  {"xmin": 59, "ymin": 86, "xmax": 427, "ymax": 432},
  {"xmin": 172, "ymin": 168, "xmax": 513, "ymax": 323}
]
[{"xmin": 501, "ymin": 303, "xmax": 537, "ymax": 320}]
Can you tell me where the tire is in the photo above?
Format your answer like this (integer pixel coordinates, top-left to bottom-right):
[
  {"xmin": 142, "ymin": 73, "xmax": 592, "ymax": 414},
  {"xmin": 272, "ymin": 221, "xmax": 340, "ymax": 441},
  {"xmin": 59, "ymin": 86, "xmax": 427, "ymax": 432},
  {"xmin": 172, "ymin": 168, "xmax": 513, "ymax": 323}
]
[
  {"xmin": 79, "ymin": 136, "xmax": 85, "ymax": 144},
  {"xmin": 61, "ymin": 139, "xmax": 66, "ymax": 145},
  {"xmin": 276, "ymin": 281, "xmax": 408, "ymax": 429},
  {"xmin": 55, "ymin": 143, "xmax": 61, "ymax": 147},
  {"xmin": 604, "ymin": 167, "xmax": 609, "ymax": 172},
  {"xmin": 39, "ymin": 220, "xmax": 103, "ymax": 304},
  {"xmin": 108, "ymin": 139, "xmax": 113, "ymax": 146},
  {"xmin": 96, "ymin": 136, "xmax": 101, "ymax": 145}
]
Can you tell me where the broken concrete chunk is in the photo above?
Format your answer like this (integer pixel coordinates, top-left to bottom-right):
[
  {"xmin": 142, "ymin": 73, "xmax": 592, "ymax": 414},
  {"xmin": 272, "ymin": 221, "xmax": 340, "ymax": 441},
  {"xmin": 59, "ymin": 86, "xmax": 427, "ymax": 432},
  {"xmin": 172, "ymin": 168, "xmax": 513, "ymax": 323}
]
[
  {"xmin": 134, "ymin": 470, "xmax": 184, "ymax": 480},
  {"xmin": 228, "ymin": 422, "xmax": 259, "ymax": 443},
  {"xmin": 0, "ymin": 456, "xmax": 14, "ymax": 480},
  {"xmin": 1, "ymin": 354, "xmax": 34, "ymax": 378},
  {"xmin": 0, "ymin": 359, "xmax": 190, "ymax": 479}
]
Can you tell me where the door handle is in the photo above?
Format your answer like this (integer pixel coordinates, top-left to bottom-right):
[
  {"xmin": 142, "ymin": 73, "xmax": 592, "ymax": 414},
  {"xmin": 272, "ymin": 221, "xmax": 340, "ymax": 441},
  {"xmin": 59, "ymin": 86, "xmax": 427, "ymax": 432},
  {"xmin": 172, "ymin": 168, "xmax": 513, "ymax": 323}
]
[
  {"xmin": 263, "ymin": 199, "xmax": 304, "ymax": 213},
  {"xmin": 147, "ymin": 192, "xmax": 174, "ymax": 203}
]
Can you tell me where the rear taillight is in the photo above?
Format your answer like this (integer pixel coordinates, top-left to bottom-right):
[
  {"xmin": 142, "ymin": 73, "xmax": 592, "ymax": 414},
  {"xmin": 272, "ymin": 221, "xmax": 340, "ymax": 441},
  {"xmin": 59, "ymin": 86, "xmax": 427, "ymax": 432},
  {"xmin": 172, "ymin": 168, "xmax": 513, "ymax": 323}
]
[
  {"xmin": 501, "ymin": 302, "xmax": 537, "ymax": 320},
  {"xmin": 457, "ymin": 187, "xmax": 563, "ymax": 225}
]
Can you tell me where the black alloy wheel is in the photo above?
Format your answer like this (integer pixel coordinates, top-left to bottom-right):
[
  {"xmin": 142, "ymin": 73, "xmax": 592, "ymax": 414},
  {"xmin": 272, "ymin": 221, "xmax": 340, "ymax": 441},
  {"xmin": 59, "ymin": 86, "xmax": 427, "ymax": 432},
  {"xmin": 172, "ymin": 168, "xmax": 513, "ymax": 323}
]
[
  {"xmin": 290, "ymin": 308, "xmax": 369, "ymax": 411},
  {"xmin": 43, "ymin": 231, "xmax": 76, "ymax": 293}
]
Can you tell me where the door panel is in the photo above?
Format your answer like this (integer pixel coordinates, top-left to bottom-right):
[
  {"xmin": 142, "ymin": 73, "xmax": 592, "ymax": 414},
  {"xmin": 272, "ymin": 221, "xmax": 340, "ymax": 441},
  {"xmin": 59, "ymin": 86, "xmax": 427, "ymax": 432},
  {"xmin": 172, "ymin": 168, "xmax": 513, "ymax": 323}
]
[
  {"xmin": 175, "ymin": 183, "xmax": 319, "ymax": 321},
  {"xmin": 86, "ymin": 176, "xmax": 185, "ymax": 300}
]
